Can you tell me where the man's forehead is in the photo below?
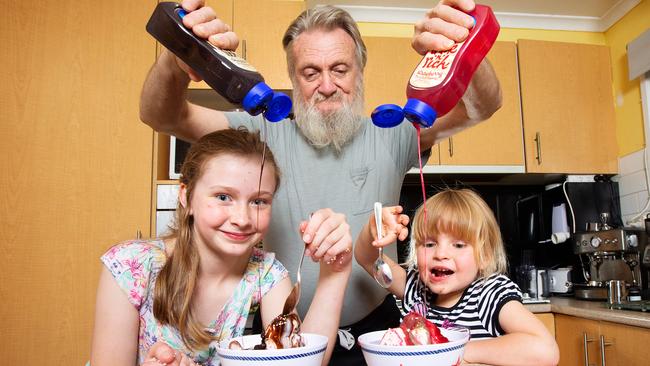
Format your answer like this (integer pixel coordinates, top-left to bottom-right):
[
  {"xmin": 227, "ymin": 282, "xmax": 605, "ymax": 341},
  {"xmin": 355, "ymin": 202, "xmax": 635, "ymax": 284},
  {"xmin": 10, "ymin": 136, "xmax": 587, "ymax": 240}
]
[{"xmin": 292, "ymin": 28, "xmax": 356, "ymax": 65}]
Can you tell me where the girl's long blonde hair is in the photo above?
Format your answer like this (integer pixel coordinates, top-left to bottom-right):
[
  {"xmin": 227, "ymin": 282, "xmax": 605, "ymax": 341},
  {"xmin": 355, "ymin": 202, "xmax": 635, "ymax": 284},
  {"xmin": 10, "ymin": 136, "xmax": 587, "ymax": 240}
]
[
  {"xmin": 405, "ymin": 188, "xmax": 507, "ymax": 279},
  {"xmin": 153, "ymin": 128, "xmax": 280, "ymax": 350}
]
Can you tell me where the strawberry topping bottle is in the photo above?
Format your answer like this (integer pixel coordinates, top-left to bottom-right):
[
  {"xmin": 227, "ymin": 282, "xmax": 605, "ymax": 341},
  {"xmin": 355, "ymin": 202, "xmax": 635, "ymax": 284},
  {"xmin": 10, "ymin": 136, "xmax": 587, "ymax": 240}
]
[{"xmin": 371, "ymin": 5, "xmax": 500, "ymax": 128}]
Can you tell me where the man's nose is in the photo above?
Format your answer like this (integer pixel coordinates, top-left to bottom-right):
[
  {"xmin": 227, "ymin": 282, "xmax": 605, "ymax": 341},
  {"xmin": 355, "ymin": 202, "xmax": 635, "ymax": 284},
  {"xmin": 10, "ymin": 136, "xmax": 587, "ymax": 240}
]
[{"xmin": 317, "ymin": 73, "xmax": 337, "ymax": 96}]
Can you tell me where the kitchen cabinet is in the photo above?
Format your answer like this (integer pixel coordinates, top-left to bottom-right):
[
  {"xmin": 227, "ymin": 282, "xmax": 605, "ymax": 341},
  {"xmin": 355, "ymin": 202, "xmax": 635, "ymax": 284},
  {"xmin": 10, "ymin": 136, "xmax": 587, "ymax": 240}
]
[
  {"xmin": 438, "ymin": 41, "xmax": 525, "ymax": 170},
  {"xmin": 556, "ymin": 314, "xmax": 601, "ymax": 366},
  {"xmin": 535, "ymin": 312, "xmax": 555, "ymax": 338},
  {"xmin": 184, "ymin": 0, "xmax": 303, "ymax": 90},
  {"xmin": 363, "ymin": 36, "xmax": 441, "ymax": 165},
  {"xmin": 363, "ymin": 40, "xmax": 524, "ymax": 170},
  {"xmin": 518, "ymin": 40, "xmax": 618, "ymax": 174},
  {"xmin": 233, "ymin": 0, "xmax": 305, "ymax": 90},
  {"xmin": 598, "ymin": 321, "xmax": 650, "ymax": 366},
  {"xmin": 2, "ymin": 1, "xmax": 155, "ymax": 364},
  {"xmin": 555, "ymin": 314, "xmax": 650, "ymax": 366}
]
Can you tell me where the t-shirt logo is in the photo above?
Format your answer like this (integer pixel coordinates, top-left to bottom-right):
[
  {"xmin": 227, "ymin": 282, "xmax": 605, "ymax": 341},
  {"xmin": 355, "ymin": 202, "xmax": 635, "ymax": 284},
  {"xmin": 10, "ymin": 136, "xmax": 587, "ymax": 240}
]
[{"xmin": 350, "ymin": 167, "xmax": 369, "ymax": 188}]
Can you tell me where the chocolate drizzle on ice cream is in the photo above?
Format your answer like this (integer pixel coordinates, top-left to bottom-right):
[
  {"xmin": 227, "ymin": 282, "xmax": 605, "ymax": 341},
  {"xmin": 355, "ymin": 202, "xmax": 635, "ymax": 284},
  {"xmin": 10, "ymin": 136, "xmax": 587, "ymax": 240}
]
[
  {"xmin": 262, "ymin": 313, "xmax": 304, "ymax": 349},
  {"xmin": 228, "ymin": 313, "xmax": 305, "ymax": 350}
]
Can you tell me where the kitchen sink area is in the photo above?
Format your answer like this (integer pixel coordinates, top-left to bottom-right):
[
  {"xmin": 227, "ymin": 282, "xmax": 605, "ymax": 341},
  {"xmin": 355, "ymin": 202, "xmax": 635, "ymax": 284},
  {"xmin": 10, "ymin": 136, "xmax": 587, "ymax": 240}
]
[
  {"xmin": 606, "ymin": 300, "xmax": 650, "ymax": 312},
  {"xmin": 526, "ymin": 297, "xmax": 650, "ymax": 328}
]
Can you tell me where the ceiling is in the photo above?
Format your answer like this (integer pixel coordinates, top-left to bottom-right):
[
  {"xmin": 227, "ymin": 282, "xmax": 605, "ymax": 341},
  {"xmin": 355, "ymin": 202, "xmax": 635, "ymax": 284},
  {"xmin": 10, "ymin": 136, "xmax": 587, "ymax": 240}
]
[{"xmin": 307, "ymin": 0, "xmax": 642, "ymax": 31}]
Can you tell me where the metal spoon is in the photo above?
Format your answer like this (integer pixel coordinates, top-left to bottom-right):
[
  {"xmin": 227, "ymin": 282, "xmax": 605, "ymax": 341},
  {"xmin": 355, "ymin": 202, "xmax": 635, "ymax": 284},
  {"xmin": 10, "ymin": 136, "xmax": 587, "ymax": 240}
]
[
  {"xmin": 373, "ymin": 202, "xmax": 393, "ymax": 288},
  {"xmin": 281, "ymin": 213, "xmax": 314, "ymax": 315},
  {"xmin": 282, "ymin": 240, "xmax": 307, "ymax": 315}
]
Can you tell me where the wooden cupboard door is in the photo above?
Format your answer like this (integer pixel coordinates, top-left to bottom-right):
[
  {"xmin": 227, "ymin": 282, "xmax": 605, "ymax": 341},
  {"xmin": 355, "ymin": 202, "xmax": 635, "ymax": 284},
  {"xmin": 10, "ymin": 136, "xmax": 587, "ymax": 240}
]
[
  {"xmin": 439, "ymin": 41, "xmax": 524, "ymax": 167},
  {"xmin": 363, "ymin": 36, "xmax": 440, "ymax": 165},
  {"xmin": 233, "ymin": 0, "xmax": 305, "ymax": 90},
  {"xmin": 555, "ymin": 315, "xmax": 600, "ymax": 366},
  {"xmin": 187, "ymin": 0, "xmax": 235, "ymax": 89},
  {"xmin": 535, "ymin": 312, "xmax": 556, "ymax": 338},
  {"xmin": 598, "ymin": 321, "xmax": 650, "ymax": 366},
  {"xmin": 518, "ymin": 40, "xmax": 617, "ymax": 174},
  {"xmin": 1, "ymin": 1, "xmax": 155, "ymax": 365}
]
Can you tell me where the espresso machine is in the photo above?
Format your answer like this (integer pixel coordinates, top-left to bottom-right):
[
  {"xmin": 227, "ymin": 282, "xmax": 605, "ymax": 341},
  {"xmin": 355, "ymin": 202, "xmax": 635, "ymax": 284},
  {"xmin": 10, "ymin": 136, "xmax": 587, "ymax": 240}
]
[{"xmin": 573, "ymin": 214, "xmax": 648, "ymax": 300}]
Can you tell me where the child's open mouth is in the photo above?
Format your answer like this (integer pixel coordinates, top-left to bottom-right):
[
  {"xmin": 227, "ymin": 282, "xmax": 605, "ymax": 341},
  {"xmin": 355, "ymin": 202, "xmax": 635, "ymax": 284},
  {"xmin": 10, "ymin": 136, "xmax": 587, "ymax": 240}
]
[{"xmin": 431, "ymin": 267, "xmax": 454, "ymax": 278}]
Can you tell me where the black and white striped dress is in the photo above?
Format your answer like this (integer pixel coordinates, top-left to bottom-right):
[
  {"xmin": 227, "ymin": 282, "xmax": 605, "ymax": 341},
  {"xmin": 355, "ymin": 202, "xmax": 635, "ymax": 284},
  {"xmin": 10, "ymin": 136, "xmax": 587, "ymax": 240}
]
[{"xmin": 401, "ymin": 270, "xmax": 522, "ymax": 339}]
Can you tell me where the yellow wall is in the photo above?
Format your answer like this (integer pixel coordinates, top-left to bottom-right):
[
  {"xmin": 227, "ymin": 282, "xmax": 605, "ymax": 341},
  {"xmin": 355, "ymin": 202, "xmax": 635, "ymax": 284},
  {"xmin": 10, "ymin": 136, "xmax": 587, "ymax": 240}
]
[
  {"xmin": 359, "ymin": 3, "xmax": 649, "ymax": 159},
  {"xmin": 605, "ymin": 0, "xmax": 650, "ymax": 156},
  {"xmin": 358, "ymin": 22, "xmax": 412, "ymax": 37}
]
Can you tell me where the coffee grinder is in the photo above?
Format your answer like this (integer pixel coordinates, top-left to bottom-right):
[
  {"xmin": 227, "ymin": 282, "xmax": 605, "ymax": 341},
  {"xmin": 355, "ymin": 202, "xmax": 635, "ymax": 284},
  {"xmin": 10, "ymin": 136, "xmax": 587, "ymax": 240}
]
[{"xmin": 573, "ymin": 213, "xmax": 647, "ymax": 300}]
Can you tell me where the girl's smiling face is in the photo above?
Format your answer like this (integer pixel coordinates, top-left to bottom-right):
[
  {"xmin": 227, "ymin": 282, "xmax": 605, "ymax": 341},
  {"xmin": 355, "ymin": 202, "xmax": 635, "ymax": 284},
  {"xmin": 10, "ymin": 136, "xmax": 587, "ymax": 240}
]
[
  {"xmin": 416, "ymin": 231, "xmax": 479, "ymax": 307},
  {"xmin": 182, "ymin": 153, "xmax": 277, "ymax": 259}
]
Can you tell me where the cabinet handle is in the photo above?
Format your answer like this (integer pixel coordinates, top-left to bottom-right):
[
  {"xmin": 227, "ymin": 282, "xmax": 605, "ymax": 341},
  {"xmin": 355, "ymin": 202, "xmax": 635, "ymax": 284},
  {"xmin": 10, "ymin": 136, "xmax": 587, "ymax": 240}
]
[
  {"xmin": 599, "ymin": 335, "xmax": 613, "ymax": 366},
  {"xmin": 448, "ymin": 137, "xmax": 454, "ymax": 157},
  {"xmin": 582, "ymin": 332, "xmax": 595, "ymax": 366},
  {"xmin": 242, "ymin": 39, "xmax": 247, "ymax": 60},
  {"xmin": 136, "ymin": 230, "xmax": 142, "ymax": 239},
  {"xmin": 534, "ymin": 132, "xmax": 542, "ymax": 165}
]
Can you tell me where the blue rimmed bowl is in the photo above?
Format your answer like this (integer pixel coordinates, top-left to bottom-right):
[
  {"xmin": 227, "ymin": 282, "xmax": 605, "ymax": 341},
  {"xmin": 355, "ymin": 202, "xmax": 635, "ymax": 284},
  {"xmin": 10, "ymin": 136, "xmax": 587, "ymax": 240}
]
[
  {"xmin": 217, "ymin": 333, "xmax": 327, "ymax": 366},
  {"xmin": 358, "ymin": 327, "xmax": 470, "ymax": 366}
]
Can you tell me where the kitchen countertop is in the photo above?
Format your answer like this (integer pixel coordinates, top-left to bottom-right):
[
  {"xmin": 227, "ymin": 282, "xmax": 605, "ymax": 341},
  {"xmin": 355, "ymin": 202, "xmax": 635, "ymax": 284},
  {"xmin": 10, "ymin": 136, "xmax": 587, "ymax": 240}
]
[{"xmin": 525, "ymin": 296, "xmax": 650, "ymax": 328}]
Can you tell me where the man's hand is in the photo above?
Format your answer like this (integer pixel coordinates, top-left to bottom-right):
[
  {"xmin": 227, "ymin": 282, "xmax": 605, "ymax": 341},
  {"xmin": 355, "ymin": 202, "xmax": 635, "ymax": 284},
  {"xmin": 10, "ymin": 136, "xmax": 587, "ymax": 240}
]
[
  {"xmin": 411, "ymin": 0, "xmax": 502, "ymax": 150},
  {"xmin": 412, "ymin": 0, "xmax": 476, "ymax": 54},
  {"xmin": 171, "ymin": 0, "xmax": 239, "ymax": 82}
]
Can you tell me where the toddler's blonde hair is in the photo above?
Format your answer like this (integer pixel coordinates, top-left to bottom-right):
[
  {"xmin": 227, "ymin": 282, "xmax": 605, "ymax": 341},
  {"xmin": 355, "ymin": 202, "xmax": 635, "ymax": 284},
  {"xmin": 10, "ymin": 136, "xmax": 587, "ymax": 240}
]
[{"xmin": 405, "ymin": 188, "xmax": 507, "ymax": 279}]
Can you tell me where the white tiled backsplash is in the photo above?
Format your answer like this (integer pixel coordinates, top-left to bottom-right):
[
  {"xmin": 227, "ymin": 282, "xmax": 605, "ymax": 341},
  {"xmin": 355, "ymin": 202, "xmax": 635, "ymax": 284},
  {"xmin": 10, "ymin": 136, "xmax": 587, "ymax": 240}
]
[
  {"xmin": 615, "ymin": 149, "xmax": 650, "ymax": 226},
  {"xmin": 156, "ymin": 184, "xmax": 180, "ymax": 236}
]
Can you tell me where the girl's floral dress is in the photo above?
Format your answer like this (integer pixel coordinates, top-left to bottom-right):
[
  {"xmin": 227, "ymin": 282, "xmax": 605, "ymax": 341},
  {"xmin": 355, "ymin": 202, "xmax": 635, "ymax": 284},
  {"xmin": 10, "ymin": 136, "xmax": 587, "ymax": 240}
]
[{"xmin": 101, "ymin": 239, "xmax": 288, "ymax": 365}]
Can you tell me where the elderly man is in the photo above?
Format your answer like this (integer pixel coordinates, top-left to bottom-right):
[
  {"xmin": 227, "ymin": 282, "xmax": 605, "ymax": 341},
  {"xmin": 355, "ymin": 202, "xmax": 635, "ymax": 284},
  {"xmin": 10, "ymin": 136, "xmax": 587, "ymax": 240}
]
[{"xmin": 140, "ymin": 0, "xmax": 501, "ymax": 365}]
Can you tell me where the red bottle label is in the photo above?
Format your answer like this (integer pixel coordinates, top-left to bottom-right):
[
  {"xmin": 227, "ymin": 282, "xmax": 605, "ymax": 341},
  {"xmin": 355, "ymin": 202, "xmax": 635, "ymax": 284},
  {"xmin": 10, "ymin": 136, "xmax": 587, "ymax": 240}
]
[{"xmin": 409, "ymin": 41, "xmax": 464, "ymax": 89}]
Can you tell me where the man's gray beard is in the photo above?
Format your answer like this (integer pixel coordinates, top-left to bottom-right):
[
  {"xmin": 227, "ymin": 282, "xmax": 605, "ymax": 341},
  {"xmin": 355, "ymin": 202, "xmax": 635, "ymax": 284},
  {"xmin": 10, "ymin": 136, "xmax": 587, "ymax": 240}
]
[{"xmin": 293, "ymin": 82, "xmax": 364, "ymax": 152}]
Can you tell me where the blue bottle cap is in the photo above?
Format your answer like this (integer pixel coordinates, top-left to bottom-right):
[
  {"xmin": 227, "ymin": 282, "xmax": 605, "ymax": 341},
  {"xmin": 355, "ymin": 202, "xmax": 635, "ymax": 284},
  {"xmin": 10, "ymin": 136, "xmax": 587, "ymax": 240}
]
[
  {"xmin": 403, "ymin": 99, "xmax": 437, "ymax": 128},
  {"xmin": 243, "ymin": 82, "xmax": 274, "ymax": 116},
  {"xmin": 263, "ymin": 92, "xmax": 292, "ymax": 122},
  {"xmin": 371, "ymin": 104, "xmax": 405, "ymax": 128}
]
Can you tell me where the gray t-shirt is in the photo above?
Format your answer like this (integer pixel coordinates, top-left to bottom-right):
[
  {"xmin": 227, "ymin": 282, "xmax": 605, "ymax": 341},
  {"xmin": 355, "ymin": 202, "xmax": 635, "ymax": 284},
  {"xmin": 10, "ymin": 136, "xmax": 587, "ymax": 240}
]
[{"xmin": 226, "ymin": 112, "xmax": 424, "ymax": 325}]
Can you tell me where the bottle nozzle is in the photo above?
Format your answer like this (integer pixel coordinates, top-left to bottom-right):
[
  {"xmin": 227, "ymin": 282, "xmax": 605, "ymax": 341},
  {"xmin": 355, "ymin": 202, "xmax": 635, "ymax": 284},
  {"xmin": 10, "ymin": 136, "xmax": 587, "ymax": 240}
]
[
  {"xmin": 242, "ymin": 82, "xmax": 274, "ymax": 116},
  {"xmin": 243, "ymin": 83, "xmax": 292, "ymax": 121},
  {"xmin": 403, "ymin": 99, "xmax": 437, "ymax": 128},
  {"xmin": 263, "ymin": 92, "xmax": 292, "ymax": 122}
]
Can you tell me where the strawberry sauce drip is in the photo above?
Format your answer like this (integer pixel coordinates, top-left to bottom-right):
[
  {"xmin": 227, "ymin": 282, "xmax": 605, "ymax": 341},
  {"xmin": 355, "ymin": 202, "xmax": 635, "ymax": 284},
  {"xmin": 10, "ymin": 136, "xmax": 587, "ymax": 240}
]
[
  {"xmin": 414, "ymin": 125, "xmax": 428, "ymax": 225},
  {"xmin": 400, "ymin": 311, "xmax": 449, "ymax": 345},
  {"xmin": 414, "ymin": 125, "xmax": 430, "ymax": 313}
]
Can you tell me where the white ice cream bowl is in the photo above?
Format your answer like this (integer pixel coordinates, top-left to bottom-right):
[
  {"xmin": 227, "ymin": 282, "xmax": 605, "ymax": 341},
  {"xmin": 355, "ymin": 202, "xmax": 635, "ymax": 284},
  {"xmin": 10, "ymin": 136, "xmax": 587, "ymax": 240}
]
[
  {"xmin": 217, "ymin": 333, "xmax": 328, "ymax": 366},
  {"xmin": 358, "ymin": 326, "xmax": 470, "ymax": 366}
]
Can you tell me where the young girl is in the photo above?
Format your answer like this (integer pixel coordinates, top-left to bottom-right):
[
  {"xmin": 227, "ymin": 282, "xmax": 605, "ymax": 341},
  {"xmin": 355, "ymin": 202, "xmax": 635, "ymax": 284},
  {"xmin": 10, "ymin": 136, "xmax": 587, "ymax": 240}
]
[
  {"xmin": 91, "ymin": 128, "xmax": 352, "ymax": 366},
  {"xmin": 355, "ymin": 189, "xmax": 559, "ymax": 366}
]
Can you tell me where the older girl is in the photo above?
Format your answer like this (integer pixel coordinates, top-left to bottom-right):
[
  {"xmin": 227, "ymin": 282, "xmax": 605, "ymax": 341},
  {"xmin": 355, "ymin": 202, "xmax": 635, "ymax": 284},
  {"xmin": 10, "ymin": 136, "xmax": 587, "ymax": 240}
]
[{"xmin": 91, "ymin": 128, "xmax": 352, "ymax": 366}]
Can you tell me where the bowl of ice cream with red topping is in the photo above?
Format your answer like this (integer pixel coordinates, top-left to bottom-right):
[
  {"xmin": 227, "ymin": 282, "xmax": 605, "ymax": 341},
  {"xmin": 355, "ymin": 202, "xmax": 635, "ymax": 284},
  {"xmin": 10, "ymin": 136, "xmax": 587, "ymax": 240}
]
[
  {"xmin": 358, "ymin": 311, "xmax": 470, "ymax": 366},
  {"xmin": 217, "ymin": 313, "xmax": 328, "ymax": 366}
]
